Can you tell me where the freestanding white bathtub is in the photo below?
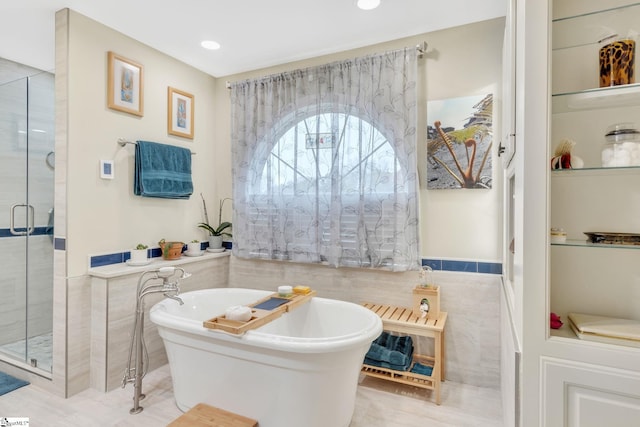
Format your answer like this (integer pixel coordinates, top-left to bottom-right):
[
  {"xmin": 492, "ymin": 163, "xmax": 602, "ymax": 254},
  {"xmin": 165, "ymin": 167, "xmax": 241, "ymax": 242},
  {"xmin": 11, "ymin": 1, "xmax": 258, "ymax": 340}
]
[{"xmin": 149, "ymin": 288, "xmax": 382, "ymax": 427}]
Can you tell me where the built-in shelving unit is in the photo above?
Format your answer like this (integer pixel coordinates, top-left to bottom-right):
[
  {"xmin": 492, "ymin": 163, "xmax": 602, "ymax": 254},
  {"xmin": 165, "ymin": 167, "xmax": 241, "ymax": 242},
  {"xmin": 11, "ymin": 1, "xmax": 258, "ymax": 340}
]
[
  {"xmin": 514, "ymin": 2, "xmax": 640, "ymax": 424},
  {"xmin": 549, "ymin": 2, "xmax": 640, "ymax": 347}
]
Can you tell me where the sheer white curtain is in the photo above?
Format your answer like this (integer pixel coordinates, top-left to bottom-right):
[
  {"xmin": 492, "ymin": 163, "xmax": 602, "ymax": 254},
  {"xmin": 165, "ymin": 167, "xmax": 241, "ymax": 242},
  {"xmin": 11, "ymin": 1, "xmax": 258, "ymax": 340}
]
[{"xmin": 231, "ymin": 48, "xmax": 419, "ymax": 271}]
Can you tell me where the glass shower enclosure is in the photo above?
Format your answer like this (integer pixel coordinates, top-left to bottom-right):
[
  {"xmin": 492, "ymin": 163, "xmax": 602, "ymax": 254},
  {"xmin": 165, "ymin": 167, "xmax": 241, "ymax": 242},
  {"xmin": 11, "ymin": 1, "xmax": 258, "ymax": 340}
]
[{"xmin": 0, "ymin": 69, "xmax": 54, "ymax": 374}]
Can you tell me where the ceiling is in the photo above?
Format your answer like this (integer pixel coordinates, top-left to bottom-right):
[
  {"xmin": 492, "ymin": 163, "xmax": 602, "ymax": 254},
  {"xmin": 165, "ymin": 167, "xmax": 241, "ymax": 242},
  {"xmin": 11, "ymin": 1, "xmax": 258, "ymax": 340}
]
[{"xmin": 1, "ymin": 0, "xmax": 506, "ymax": 78}]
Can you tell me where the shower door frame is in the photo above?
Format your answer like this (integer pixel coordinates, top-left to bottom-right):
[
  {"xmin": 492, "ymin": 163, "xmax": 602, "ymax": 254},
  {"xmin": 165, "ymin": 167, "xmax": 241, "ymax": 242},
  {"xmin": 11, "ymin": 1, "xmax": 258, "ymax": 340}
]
[{"xmin": 0, "ymin": 69, "xmax": 55, "ymax": 375}]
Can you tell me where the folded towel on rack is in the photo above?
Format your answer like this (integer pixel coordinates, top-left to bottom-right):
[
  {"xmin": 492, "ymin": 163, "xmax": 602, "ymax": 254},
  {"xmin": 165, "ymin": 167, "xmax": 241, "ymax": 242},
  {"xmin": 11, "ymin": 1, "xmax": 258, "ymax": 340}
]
[
  {"xmin": 363, "ymin": 332, "xmax": 413, "ymax": 371},
  {"xmin": 410, "ymin": 362, "xmax": 433, "ymax": 377},
  {"xmin": 364, "ymin": 344, "xmax": 413, "ymax": 371},
  {"xmin": 365, "ymin": 342, "xmax": 411, "ymax": 366},
  {"xmin": 364, "ymin": 357, "xmax": 412, "ymax": 371},
  {"xmin": 134, "ymin": 140, "xmax": 193, "ymax": 199},
  {"xmin": 373, "ymin": 332, "xmax": 414, "ymax": 359}
]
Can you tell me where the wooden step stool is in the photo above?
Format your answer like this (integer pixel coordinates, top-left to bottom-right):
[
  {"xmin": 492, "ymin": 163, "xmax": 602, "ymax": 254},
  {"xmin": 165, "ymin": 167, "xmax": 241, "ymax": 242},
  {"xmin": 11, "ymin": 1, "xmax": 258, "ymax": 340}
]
[{"xmin": 167, "ymin": 403, "xmax": 258, "ymax": 427}]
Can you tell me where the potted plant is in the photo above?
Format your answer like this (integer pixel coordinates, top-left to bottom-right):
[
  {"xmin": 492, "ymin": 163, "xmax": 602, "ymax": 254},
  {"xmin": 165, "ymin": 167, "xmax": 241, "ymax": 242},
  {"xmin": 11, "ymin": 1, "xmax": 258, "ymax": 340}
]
[
  {"xmin": 187, "ymin": 239, "xmax": 201, "ymax": 254},
  {"xmin": 130, "ymin": 243, "xmax": 148, "ymax": 263},
  {"xmin": 158, "ymin": 239, "xmax": 184, "ymax": 260},
  {"xmin": 198, "ymin": 194, "xmax": 232, "ymax": 249},
  {"xmin": 197, "ymin": 222, "xmax": 232, "ymax": 249}
]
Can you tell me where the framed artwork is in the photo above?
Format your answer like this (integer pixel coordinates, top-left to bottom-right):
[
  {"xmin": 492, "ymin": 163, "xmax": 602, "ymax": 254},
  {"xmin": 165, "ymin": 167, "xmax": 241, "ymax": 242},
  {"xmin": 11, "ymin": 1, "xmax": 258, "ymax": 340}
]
[
  {"xmin": 426, "ymin": 93, "xmax": 493, "ymax": 189},
  {"xmin": 167, "ymin": 87, "xmax": 194, "ymax": 139},
  {"xmin": 107, "ymin": 52, "xmax": 144, "ymax": 117}
]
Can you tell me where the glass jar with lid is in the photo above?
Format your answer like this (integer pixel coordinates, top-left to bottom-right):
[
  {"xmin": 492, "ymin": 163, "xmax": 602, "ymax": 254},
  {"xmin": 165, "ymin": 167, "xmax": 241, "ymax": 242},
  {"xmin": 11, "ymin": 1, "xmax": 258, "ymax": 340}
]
[{"xmin": 601, "ymin": 122, "xmax": 640, "ymax": 167}]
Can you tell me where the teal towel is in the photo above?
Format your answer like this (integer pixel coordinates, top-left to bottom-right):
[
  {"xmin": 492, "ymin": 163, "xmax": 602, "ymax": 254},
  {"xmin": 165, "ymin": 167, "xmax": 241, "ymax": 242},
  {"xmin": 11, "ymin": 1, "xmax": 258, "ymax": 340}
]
[
  {"xmin": 374, "ymin": 332, "xmax": 413, "ymax": 356},
  {"xmin": 364, "ymin": 332, "xmax": 413, "ymax": 371},
  {"xmin": 410, "ymin": 362, "xmax": 433, "ymax": 377},
  {"xmin": 134, "ymin": 140, "xmax": 193, "ymax": 199},
  {"xmin": 365, "ymin": 343, "xmax": 412, "ymax": 367},
  {"xmin": 364, "ymin": 357, "xmax": 411, "ymax": 371}
]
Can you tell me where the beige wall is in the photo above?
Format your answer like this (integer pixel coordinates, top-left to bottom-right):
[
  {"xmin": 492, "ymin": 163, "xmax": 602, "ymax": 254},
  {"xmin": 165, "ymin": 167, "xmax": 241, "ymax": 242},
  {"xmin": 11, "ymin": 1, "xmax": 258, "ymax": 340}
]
[
  {"xmin": 214, "ymin": 17, "xmax": 506, "ymax": 262},
  {"xmin": 64, "ymin": 10, "xmax": 218, "ymax": 277}
]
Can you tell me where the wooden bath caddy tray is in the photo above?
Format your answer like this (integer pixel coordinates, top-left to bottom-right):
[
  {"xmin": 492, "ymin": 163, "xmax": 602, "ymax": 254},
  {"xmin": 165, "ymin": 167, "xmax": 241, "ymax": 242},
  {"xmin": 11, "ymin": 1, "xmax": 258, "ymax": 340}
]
[{"xmin": 203, "ymin": 290, "xmax": 316, "ymax": 335}]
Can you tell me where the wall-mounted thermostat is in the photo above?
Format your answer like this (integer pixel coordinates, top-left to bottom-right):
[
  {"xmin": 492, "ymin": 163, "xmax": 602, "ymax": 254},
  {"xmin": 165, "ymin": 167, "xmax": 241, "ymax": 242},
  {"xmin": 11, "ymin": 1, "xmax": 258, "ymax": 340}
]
[{"xmin": 100, "ymin": 160, "xmax": 114, "ymax": 179}]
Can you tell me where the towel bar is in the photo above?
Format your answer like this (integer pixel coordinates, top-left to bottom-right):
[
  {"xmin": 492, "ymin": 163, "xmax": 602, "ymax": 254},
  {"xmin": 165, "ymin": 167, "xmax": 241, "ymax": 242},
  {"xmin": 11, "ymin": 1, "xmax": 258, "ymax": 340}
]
[{"xmin": 117, "ymin": 138, "xmax": 196, "ymax": 155}]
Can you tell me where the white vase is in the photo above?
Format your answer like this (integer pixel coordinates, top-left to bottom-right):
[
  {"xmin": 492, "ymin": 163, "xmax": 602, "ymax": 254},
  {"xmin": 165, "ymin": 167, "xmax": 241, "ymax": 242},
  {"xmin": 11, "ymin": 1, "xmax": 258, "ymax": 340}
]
[
  {"xmin": 187, "ymin": 242, "xmax": 201, "ymax": 253},
  {"xmin": 208, "ymin": 235, "xmax": 223, "ymax": 249}
]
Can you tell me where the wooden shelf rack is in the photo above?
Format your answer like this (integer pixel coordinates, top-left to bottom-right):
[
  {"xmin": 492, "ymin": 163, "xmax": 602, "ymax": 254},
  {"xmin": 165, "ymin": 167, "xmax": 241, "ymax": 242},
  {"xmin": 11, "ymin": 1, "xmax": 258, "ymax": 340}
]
[{"xmin": 361, "ymin": 302, "xmax": 448, "ymax": 405}]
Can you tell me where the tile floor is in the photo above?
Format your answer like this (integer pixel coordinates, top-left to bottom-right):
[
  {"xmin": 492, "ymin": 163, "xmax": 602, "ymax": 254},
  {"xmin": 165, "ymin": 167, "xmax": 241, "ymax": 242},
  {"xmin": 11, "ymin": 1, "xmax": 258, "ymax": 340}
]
[{"xmin": 0, "ymin": 364, "xmax": 503, "ymax": 426}]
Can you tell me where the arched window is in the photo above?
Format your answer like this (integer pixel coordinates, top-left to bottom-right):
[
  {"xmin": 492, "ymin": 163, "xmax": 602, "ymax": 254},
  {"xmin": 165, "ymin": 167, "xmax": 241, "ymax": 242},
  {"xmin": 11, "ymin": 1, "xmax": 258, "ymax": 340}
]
[
  {"xmin": 256, "ymin": 112, "xmax": 403, "ymax": 195},
  {"xmin": 231, "ymin": 49, "xmax": 419, "ymax": 270}
]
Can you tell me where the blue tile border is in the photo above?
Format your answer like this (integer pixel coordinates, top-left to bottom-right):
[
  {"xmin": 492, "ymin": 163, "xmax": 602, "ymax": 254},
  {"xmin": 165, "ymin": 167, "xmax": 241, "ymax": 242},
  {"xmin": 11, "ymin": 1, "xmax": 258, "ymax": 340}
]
[
  {"xmin": 478, "ymin": 262, "xmax": 503, "ymax": 275},
  {"xmin": 442, "ymin": 259, "xmax": 477, "ymax": 273},
  {"xmin": 0, "ymin": 226, "xmax": 53, "ymax": 238},
  {"xmin": 423, "ymin": 258, "xmax": 502, "ymax": 275},
  {"xmin": 0, "ymin": 227, "xmax": 64, "ymax": 249},
  {"xmin": 6, "ymin": 227, "xmax": 503, "ymax": 275},
  {"xmin": 149, "ymin": 247, "xmax": 163, "ymax": 259},
  {"xmin": 87, "ymin": 244, "xmax": 502, "ymax": 274},
  {"xmin": 89, "ymin": 241, "xmax": 234, "ymax": 268},
  {"xmin": 421, "ymin": 258, "xmax": 441, "ymax": 270},
  {"xmin": 90, "ymin": 252, "xmax": 126, "ymax": 268}
]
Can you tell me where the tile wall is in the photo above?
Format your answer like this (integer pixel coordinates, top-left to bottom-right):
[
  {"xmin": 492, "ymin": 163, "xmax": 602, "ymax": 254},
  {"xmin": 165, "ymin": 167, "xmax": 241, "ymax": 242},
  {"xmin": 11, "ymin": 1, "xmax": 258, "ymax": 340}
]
[
  {"xmin": 229, "ymin": 256, "xmax": 502, "ymax": 389},
  {"xmin": 89, "ymin": 256, "xmax": 231, "ymax": 392},
  {"xmin": 82, "ymin": 250, "xmax": 501, "ymax": 392}
]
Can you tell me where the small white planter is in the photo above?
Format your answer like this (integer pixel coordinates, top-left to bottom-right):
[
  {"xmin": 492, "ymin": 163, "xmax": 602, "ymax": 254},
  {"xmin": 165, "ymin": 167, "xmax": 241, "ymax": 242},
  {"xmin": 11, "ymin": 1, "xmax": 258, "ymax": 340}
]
[
  {"xmin": 187, "ymin": 242, "xmax": 201, "ymax": 253},
  {"xmin": 130, "ymin": 249, "xmax": 148, "ymax": 263}
]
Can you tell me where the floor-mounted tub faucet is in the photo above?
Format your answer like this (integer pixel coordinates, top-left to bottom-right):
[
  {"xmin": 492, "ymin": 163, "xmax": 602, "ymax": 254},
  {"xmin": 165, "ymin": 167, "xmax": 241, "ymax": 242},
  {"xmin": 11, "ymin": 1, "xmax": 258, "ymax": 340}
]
[{"xmin": 122, "ymin": 266, "xmax": 191, "ymax": 414}]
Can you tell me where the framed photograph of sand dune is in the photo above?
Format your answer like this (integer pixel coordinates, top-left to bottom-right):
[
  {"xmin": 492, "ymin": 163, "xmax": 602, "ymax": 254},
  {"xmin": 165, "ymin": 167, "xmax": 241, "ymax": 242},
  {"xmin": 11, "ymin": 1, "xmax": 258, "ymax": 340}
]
[
  {"xmin": 167, "ymin": 87, "xmax": 194, "ymax": 139},
  {"xmin": 107, "ymin": 52, "xmax": 144, "ymax": 117}
]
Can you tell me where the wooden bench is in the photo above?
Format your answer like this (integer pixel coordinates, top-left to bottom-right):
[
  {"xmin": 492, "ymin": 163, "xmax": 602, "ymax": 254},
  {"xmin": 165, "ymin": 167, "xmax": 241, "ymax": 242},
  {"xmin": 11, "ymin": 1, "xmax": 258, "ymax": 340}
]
[
  {"xmin": 361, "ymin": 302, "xmax": 448, "ymax": 405},
  {"xmin": 167, "ymin": 403, "xmax": 258, "ymax": 427}
]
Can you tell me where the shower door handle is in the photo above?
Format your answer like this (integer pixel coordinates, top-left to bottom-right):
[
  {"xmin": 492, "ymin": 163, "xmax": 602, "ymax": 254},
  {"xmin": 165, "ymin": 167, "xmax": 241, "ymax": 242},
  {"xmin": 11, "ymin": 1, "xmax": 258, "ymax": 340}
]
[{"xmin": 10, "ymin": 203, "xmax": 35, "ymax": 236}]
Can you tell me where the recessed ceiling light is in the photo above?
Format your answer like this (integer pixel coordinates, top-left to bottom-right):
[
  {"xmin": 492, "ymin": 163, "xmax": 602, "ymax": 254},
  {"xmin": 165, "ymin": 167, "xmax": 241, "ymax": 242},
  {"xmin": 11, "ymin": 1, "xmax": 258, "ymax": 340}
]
[
  {"xmin": 201, "ymin": 40, "xmax": 221, "ymax": 50},
  {"xmin": 356, "ymin": 0, "xmax": 380, "ymax": 10}
]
